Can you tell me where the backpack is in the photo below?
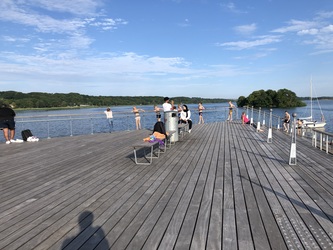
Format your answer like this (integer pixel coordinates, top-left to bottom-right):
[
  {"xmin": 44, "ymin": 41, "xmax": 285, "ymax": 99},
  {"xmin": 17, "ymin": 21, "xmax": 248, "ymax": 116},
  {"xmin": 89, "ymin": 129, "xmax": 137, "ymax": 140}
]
[{"xmin": 21, "ymin": 129, "xmax": 33, "ymax": 141}]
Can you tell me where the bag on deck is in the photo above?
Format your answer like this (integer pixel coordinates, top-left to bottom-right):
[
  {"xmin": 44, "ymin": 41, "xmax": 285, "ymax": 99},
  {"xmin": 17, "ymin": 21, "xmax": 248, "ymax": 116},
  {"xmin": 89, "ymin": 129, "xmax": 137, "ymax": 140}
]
[{"xmin": 21, "ymin": 129, "xmax": 33, "ymax": 141}]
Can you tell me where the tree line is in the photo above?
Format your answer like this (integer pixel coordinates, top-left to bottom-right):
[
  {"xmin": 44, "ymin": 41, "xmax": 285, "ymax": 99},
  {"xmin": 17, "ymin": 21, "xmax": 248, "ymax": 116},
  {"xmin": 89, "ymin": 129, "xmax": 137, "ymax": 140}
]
[
  {"xmin": 0, "ymin": 91, "xmax": 229, "ymax": 109},
  {"xmin": 2, "ymin": 89, "xmax": 330, "ymax": 109}
]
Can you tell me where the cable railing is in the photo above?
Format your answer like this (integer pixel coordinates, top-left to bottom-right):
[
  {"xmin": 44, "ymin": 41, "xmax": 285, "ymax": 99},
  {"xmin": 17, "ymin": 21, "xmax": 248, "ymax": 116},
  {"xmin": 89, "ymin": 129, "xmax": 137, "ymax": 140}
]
[
  {"xmin": 10, "ymin": 107, "xmax": 239, "ymax": 140},
  {"xmin": 2, "ymin": 106, "xmax": 331, "ymax": 155}
]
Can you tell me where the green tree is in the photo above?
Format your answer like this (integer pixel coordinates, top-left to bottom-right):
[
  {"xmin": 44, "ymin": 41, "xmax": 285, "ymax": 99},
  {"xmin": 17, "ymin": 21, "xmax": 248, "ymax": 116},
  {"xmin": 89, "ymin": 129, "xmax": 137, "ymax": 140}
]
[
  {"xmin": 237, "ymin": 88, "xmax": 305, "ymax": 108},
  {"xmin": 247, "ymin": 90, "xmax": 272, "ymax": 107},
  {"xmin": 236, "ymin": 96, "xmax": 248, "ymax": 107}
]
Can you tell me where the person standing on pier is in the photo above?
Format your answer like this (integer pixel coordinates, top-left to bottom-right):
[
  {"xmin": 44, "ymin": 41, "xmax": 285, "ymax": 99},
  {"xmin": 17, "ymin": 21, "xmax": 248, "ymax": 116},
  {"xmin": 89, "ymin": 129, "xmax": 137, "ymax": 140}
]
[
  {"xmin": 162, "ymin": 97, "xmax": 174, "ymax": 112},
  {"xmin": 227, "ymin": 101, "xmax": 236, "ymax": 121},
  {"xmin": 198, "ymin": 102, "xmax": 205, "ymax": 124},
  {"xmin": 104, "ymin": 107, "xmax": 113, "ymax": 133},
  {"xmin": 132, "ymin": 106, "xmax": 145, "ymax": 130},
  {"xmin": 283, "ymin": 111, "xmax": 291, "ymax": 132},
  {"xmin": 0, "ymin": 104, "xmax": 16, "ymax": 144},
  {"xmin": 154, "ymin": 105, "xmax": 161, "ymax": 122}
]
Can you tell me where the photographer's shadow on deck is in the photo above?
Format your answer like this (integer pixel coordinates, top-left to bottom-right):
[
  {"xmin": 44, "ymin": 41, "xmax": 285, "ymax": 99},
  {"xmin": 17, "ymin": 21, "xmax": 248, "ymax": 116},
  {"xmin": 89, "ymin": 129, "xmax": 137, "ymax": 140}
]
[{"xmin": 61, "ymin": 211, "xmax": 110, "ymax": 250}]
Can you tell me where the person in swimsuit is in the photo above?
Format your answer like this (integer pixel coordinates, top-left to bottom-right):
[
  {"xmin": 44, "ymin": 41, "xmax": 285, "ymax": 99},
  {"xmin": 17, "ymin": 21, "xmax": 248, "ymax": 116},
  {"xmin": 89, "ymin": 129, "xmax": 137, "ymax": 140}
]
[
  {"xmin": 198, "ymin": 102, "xmax": 205, "ymax": 124},
  {"xmin": 227, "ymin": 101, "xmax": 235, "ymax": 121},
  {"xmin": 132, "ymin": 106, "xmax": 145, "ymax": 130},
  {"xmin": 283, "ymin": 111, "xmax": 290, "ymax": 132},
  {"xmin": 154, "ymin": 105, "xmax": 161, "ymax": 122}
]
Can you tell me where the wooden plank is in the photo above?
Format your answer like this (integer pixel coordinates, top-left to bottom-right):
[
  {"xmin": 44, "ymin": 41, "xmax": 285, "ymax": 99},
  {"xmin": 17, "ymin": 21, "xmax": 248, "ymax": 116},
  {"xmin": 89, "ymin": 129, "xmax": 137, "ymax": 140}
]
[
  {"xmin": 229, "ymin": 124, "xmax": 255, "ymax": 250},
  {"xmin": 0, "ymin": 122, "xmax": 333, "ymax": 249},
  {"xmin": 222, "ymin": 123, "xmax": 238, "ymax": 250},
  {"xmin": 206, "ymin": 122, "xmax": 225, "ymax": 250}
]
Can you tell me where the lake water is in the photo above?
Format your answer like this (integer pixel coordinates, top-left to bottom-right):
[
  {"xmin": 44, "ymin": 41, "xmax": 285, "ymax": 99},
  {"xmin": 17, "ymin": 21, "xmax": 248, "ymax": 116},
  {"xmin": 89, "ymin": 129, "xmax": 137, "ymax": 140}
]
[{"xmin": 2, "ymin": 100, "xmax": 333, "ymax": 142}]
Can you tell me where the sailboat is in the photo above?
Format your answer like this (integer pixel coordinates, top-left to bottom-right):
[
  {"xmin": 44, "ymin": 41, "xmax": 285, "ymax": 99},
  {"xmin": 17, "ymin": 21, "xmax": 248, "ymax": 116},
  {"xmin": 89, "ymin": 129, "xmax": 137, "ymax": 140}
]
[{"xmin": 299, "ymin": 78, "xmax": 326, "ymax": 128}]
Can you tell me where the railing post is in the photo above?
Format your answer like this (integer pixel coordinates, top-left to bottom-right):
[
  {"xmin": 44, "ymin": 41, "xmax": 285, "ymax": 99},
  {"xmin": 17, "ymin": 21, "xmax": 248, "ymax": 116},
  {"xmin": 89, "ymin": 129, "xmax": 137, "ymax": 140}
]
[
  {"xmin": 70, "ymin": 116, "xmax": 73, "ymax": 136},
  {"xmin": 257, "ymin": 107, "xmax": 261, "ymax": 132},
  {"xmin": 246, "ymin": 106, "xmax": 249, "ymax": 118},
  {"xmin": 312, "ymin": 131, "xmax": 317, "ymax": 148},
  {"xmin": 127, "ymin": 115, "xmax": 130, "ymax": 131},
  {"xmin": 277, "ymin": 116, "xmax": 280, "ymax": 130},
  {"xmin": 90, "ymin": 116, "xmax": 94, "ymax": 135},
  {"xmin": 47, "ymin": 118, "xmax": 51, "ymax": 139},
  {"xmin": 289, "ymin": 113, "xmax": 297, "ymax": 165},
  {"xmin": 250, "ymin": 106, "xmax": 254, "ymax": 125},
  {"xmin": 267, "ymin": 109, "xmax": 273, "ymax": 143},
  {"xmin": 262, "ymin": 111, "xmax": 266, "ymax": 126}
]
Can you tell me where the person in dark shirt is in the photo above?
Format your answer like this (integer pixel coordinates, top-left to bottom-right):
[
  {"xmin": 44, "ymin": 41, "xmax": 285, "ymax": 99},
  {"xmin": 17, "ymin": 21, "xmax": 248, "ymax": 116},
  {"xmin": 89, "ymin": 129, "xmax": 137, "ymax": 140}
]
[{"xmin": 0, "ymin": 104, "xmax": 16, "ymax": 144}]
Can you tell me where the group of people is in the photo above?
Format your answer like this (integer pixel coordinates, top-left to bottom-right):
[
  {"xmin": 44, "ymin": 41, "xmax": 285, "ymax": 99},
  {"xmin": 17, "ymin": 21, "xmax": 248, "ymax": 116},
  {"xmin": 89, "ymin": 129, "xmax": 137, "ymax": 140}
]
[
  {"xmin": 104, "ymin": 99, "xmax": 240, "ymax": 133},
  {"xmin": 116, "ymin": 97, "xmax": 207, "ymax": 132},
  {"xmin": 283, "ymin": 111, "xmax": 303, "ymax": 135},
  {"xmin": 159, "ymin": 97, "xmax": 194, "ymax": 133}
]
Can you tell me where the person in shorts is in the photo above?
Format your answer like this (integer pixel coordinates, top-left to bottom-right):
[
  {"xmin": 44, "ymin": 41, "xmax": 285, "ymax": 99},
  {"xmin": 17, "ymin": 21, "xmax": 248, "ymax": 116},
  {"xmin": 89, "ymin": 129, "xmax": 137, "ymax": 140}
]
[
  {"xmin": 154, "ymin": 105, "xmax": 161, "ymax": 122},
  {"xmin": 283, "ymin": 111, "xmax": 291, "ymax": 132},
  {"xmin": 0, "ymin": 104, "xmax": 16, "ymax": 144}
]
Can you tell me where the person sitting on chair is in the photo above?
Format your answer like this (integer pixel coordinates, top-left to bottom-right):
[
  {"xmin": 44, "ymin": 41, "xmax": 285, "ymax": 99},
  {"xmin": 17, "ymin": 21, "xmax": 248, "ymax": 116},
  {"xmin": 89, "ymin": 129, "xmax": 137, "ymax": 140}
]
[{"xmin": 179, "ymin": 104, "xmax": 192, "ymax": 133}]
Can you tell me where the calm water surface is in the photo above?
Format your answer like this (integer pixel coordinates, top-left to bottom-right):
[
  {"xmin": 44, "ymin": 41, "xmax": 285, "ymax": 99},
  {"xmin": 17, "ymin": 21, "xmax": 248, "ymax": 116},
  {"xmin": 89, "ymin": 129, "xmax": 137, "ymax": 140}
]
[{"xmin": 2, "ymin": 100, "xmax": 332, "ymax": 142}]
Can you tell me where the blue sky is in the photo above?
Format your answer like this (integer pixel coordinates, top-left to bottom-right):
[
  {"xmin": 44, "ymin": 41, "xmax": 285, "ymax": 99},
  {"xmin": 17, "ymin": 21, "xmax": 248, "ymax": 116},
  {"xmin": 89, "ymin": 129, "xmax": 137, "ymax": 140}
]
[{"xmin": 0, "ymin": 0, "xmax": 333, "ymax": 99}]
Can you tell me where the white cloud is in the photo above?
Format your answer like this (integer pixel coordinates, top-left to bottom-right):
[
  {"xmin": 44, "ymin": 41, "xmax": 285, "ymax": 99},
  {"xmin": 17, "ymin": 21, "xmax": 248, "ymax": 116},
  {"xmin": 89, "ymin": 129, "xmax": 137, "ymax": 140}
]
[
  {"xmin": 234, "ymin": 23, "xmax": 257, "ymax": 36},
  {"xmin": 272, "ymin": 14, "xmax": 333, "ymax": 54},
  {"xmin": 0, "ymin": 0, "xmax": 127, "ymax": 34},
  {"xmin": 21, "ymin": 0, "xmax": 102, "ymax": 16},
  {"xmin": 221, "ymin": 2, "xmax": 247, "ymax": 14},
  {"xmin": 0, "ymin": 0, "xmax": 128, "ymax": 57},
  {"xmin": 272, "ymin": 20, "xmax": 318, "ymax": 33},
  {"xmin": 89, "ymin": 18, "xmax": 128, "ymax": 30},
  {"xmin": 2, "ymin": 35, "xmax": 30, "ymax": 43},
  {"xmin": 216, "ymin": 35, "xmax": 281, "ymax": 50},
  {"xmin": 298, "ymin": 29, "xmax": 318, "ymax": 35}
]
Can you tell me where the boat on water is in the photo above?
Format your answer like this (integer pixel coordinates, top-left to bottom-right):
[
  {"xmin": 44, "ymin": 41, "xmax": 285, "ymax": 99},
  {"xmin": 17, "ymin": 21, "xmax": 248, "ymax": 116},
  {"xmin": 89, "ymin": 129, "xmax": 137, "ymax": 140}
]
[{"xmin": 299, "ymin": 78, "xmax": 326, "ymax": 129}]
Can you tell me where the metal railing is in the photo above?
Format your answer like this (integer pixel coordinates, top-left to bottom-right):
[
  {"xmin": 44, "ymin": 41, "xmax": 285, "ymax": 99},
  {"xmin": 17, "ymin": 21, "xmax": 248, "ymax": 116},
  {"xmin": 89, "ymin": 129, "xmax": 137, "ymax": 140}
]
[
  {"xmin": 312, "ymin": 129, "xmax": 333, "ymax": 154},
  {"xmin": 6, "ymin": 107, "xmax": 288, "ymax": 140},
  {"xmin": 3, "ymin": 106, "xmax": 331, "ymax": 156}
]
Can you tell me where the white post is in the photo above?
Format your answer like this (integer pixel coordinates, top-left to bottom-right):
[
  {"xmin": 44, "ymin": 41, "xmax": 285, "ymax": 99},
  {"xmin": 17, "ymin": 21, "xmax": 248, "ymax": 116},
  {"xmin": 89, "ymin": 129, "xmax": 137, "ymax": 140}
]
[
  {"xmin": 257, "ymin": 107, "xmax": 261, "ymax": 132},
  {"xmin": 250, "ymin": 106, "xmax": 253, "ymax": 125},
  {"xmin": 267, "ymin": 109, "xmax": 273, "ymax": 143},
  {"xmin": 289, "ymin": 113, "xmax": 297, "ymax": 165}
]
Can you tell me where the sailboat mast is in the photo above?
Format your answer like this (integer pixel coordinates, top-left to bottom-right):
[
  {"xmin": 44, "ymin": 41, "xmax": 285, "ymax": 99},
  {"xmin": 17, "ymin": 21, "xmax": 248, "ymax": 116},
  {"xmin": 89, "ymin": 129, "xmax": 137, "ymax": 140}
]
[{"xmin": 310, "ymin": 76, "xmax": 312, "ymax": 119}]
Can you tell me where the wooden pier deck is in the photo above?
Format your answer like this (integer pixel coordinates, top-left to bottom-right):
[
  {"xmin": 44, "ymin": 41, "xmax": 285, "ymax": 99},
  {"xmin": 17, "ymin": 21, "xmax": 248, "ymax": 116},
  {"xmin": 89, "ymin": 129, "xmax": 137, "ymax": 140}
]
[{"xmin": 0, "ymin": 121, "xmax": 332, "ymax": 250}]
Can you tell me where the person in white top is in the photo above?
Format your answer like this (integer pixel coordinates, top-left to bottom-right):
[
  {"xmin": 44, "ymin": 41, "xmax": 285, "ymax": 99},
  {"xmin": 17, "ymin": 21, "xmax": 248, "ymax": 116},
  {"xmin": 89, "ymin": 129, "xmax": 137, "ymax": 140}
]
[
  {"xmin": 104, "ymin": 107, "xmax": 113, "ymax": 132},
  {"xmin": 179, "ymin": 104, "xmax": 192, "ymax": 133},
  {"xmin": 162, "ymin": 97, "xmax": 174, "ymax": 112}
]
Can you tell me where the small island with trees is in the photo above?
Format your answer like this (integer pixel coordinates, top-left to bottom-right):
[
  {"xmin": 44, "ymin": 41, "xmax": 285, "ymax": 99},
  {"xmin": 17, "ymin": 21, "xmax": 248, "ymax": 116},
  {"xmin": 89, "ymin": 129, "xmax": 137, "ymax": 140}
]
[{"xmin": 237, "ymin": 88, "xmax": 306, "ymax": 108}]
